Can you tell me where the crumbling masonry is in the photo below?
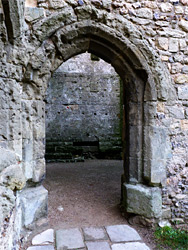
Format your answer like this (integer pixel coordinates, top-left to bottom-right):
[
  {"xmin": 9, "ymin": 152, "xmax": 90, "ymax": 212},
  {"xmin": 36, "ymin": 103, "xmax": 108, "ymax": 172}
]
[{"xmin": 0, "ymin": 0, "xmax": 187, "ymax": 249}]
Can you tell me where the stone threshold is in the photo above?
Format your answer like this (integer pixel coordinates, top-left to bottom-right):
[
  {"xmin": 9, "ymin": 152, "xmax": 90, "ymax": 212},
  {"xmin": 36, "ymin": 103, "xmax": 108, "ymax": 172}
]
[{"xmin": 27, "ymin": 224, "xmax": 150, "ymax": 250}]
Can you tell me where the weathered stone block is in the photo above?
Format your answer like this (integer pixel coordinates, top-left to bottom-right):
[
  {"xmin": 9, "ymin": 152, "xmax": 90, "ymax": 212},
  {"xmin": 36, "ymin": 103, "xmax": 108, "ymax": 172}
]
[
  {"xmin": 19, "ymin": 186, "xmax": 48, "ymax": 228},
  {"xmin": 123, "ymin": 184, "xmax": 162, "ymax": 218},
  {"xmin": 135, "ymin": 8, "xmax": 153, "ymax": 19},
  {"xmin": 32, "ymin": 158, "xmax": 45, "ymax": 183},
  {"xmin": 169, "ymin": 38, "xmax": 179, "ymax": 52},
  {"xmin": 0, "ymin": 110, "xmax": 8, "ymax": 140},
  {"xmin": 22, "ymin": 139, "xmax": 33, "ymax": 180},
  {"xmin": 157, "ymin": 37, "xmax": 168, "ymax": 51},
  {"xmin": 25, "ymin": 7, "xmax": 44, "ymax": 22},
  {"xmin": 147, "ymin": 158, "xmax": 167, "ymax": 186},
  {"xmin": 83, "ymin": 227, "xmax": 108, "ymax": 241},
  {"xmin": 56, "ymin": 228, "xmax": 85, "ymax": 250},
  {"xmin": 167, "ymin": 106, "xmax": 185, "ymax": 119},
  {"xmin": 143, "ymin": 126, "xmax": 170, "ymax": 185},
  {"xmin": 175, "ymin": 74, "xmax": 188, "ymax": 84},
  {"xmin": 48, "ymin": 0, "xmax": 67, "ymax": 9},
  {"xmin": 179, "ymin": 19, "xmax": 188, "ymax": 32},
  {"xmin": 178, "ymin": 86, "xmax": 188, "ymax": 100},
  {"xmin": 0, "ymin": 63, "xmax": 23, "ymax": 81},
  {"xmin": 25, "ymin": 0, "xmax": 37, "ymax": 8},
  {"xmin": 181, "ymin": 65, "xmax": 188, "ymax": 74},
  {"xmin": 160, "ymin": 3, "xmax": 173, "ymax": 12},
  {"xmin": 181, "ymin": 120, "xmax": 188, "ymax": 130},
  {"xmin": 157, "ymin": 28, "xmax": 186, "ymax": 38},
  {"xmin": 175, "ymin": 6, "xmax": 184, "ymax": 14},
  {"xmin": 179, "ymin": 39, "xmax": 187, "ymax": 51},
  {"xmin": 0, "ymin": 147, "xmax": 19, "ymax": 172},
  {"xmin": 8, "ymin": 110, "xmax": 22, "ymax": 141},
  {"xmin": 106, "ymin": 225, "xmax": 141, "ymax": 242},
  {"xmin": 0, "ymin": 186, "xmax": 15, "ymax": 220},
  {"xmin": 86, "ymin": 241, "xmax": 111, "ymax": 250},
  {"xmin": 0, "ymin": 164, "xmax": 26, "ymax": 190}
]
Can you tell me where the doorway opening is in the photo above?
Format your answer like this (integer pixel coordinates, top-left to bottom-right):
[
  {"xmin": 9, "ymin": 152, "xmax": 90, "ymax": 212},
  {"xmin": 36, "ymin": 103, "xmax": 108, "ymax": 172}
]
[{"xmin": 43, "ymin": 53, "xmax": 125, "ymax": 229}]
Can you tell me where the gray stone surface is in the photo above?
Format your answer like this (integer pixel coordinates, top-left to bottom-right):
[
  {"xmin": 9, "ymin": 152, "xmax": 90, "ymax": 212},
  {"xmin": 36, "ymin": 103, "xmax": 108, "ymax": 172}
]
[
  {"xmin": 19, "ymin": 186, "xmax": 48, "ymax": 227},
  {"xmin": 56, "ymin": 228, "xmax": 85, "ymax": 250},
  {"xmin": 27, "ymin": 246, "xmax": 54, "ymax": 250},
  {"xmin": 32, "ymin": 229, "xmax": 54, "ymax": 245},
  {"xmin": 0, "ymin": 186, "xmax": 15, "ymax": 219},
  {"xmin": 112, "ymin": 242, "xmax": 150, "ymax": 250},
  {"xmin": 106, "ymin": 225, "xmax": 141, "ymax": 242},
  {"xmin": 0, "ymin": 148, "xmax": 18, "ymax": 172},
  {"xmin": 123, "ymin": 184, "xmax": 162, "ymax": 218},
  {"xmin": 83, "ymin": 227, "xmax": 108, "ymax": 241},
  {"xmin": 0, "ymin": 164, "xmax": 26, "ymax": 190},
  {"xmin": 25, "ymin": 7, "xmax": 45, "ymax": 22},
  {"xmin": 178, "ymin": 86, "xmax": 188, "ymax": 100},
  {"xmin": 86, "ymin": 241, "xmax": 111, "ymax": 250}
]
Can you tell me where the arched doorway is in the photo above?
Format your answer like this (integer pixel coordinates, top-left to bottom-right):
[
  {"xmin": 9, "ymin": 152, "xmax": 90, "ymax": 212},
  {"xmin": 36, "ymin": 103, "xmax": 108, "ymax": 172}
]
[
  {"xmin": 44, "ymin": 52, "xmax": 124, "ymax": 229},
  {"xmin": 21, "ymin": 12, "xmax": 175, "ymax": 228}
]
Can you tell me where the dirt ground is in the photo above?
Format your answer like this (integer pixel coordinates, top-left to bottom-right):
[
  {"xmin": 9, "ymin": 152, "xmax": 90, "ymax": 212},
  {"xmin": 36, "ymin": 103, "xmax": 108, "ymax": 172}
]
[{"xmin": 43, "ymin": 160, "xmax": 158, "ymax": 249}]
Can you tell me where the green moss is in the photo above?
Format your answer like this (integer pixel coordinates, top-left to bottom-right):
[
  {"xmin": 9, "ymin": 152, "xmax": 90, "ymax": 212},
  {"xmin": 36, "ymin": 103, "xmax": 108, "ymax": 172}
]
[{"xmin": 155, "ymin": 226, "xmax": 188, "ymax": 250}]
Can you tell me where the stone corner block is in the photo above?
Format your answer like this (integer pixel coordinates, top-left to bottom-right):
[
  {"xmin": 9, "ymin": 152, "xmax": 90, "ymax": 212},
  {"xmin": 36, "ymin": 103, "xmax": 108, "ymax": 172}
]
[
  {"xmin": 122, "ymin": 183, "xmax": 162, "ymax": 219},
  {"xmin": 19, "ymin": 185, "xmax": 48, "ymax": 228}
]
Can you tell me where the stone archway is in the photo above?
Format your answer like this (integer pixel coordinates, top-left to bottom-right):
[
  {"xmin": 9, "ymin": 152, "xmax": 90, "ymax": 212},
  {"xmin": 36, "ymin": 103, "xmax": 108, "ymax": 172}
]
[{"xmin": 21, "ymin": 9, "xmax": 176, "ymax": 229}]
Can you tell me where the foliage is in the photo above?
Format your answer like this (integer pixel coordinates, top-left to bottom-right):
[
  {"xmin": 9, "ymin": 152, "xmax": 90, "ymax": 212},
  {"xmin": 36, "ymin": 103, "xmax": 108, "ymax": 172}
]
[{"xmin": 154, "ymin": 226, "xmax": 188, "ymax": 250}]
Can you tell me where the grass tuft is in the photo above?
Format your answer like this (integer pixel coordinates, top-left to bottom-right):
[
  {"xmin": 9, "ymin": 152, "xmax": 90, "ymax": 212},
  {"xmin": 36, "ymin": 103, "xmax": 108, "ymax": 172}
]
[{"xmin": 154, "ymin": 226, "xmax": 188, "ymax": 250}]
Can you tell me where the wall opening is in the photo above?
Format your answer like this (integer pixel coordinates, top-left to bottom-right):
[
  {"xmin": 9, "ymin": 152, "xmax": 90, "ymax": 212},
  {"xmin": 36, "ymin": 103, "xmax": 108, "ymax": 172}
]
[
  {"xmin": 45, "ymin": 52, "xmax": 123, "ymax": 162},
  {"xmin": 21, "ymin": 18, "xmax": 172, "ymax": 234},
  {"xmin": 43, "ymin": 52, "xmax": 125, "ymax": 228}
]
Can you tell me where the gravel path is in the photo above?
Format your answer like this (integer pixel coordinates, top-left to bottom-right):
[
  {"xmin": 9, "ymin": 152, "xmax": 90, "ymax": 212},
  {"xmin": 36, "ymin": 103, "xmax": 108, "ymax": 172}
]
[
  {"xmin": 43, "ymin": 160, "xmax": 125, "ymax": 229},
  {"xmin": 43, "ymin": 160, "xmax": 157, "ymax": 249}
]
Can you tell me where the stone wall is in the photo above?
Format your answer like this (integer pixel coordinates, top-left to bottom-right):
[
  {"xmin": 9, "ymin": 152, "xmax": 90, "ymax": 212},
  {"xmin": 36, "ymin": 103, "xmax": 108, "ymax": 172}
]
[
  {"xmin": 45, "ymin": 53, "xmax": 122, "ymax": 161},
  {"xmin": 0, "ymin": 0, "xmax": 187, "ymax": 249}
]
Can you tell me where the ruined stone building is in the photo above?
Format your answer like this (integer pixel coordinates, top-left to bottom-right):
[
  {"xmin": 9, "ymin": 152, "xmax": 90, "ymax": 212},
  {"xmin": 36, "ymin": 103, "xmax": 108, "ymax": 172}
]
[{"xmin": 0, "ymin": 0, "xmax": 188, "ymax": 249}]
